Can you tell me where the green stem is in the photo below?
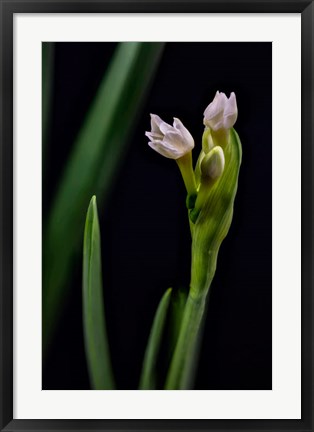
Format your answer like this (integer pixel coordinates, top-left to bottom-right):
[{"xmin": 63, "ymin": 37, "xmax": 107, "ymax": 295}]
[
  {"xmin": 164, "ymin": 293, "xmax": 206, "ymax": 389},
  {"xmin": 165, "ymin": 248, "xmax": 218, "ymax": 389},
  {"xmin": 176, "ymin": 152, "xmax": 197, "ymax": 197},
  {"xmin": 165, "ymin": 128, "xmax": 242, "ymax": 390}
]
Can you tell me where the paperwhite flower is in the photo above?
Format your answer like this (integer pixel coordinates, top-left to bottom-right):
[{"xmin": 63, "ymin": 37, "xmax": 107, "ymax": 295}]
[
  {"xmin": 145, "ymin": 114, "xmax": 194, "ymax": 159},
  {"xmin": 203, "ymin": 91, "xmax": 238, "ymax": 131}
]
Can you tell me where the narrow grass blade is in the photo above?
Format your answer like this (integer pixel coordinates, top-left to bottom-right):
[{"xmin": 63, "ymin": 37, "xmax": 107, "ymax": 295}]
[
  {"xmin": 167, "ymin": 288, "xmax": 187, "ymax": 358},
  {"xmin": 139, "ymin": 288, "xmax": 172, "ymax": 390},
  {"xmin": 83, "ymin": 196, "xmax": 115, "ymax": 389},
  {"xmin": 43, "ymin": 42, "xmax": 165, "ymax": 351}
]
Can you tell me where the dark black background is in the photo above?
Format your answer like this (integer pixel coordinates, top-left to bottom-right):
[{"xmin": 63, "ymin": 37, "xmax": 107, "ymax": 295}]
[{"xmin": 43, "ymin": 42, "xmax": 272, "ymax": 390}]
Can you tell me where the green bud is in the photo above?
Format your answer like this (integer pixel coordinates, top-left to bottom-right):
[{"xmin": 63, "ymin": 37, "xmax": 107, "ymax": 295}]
[
  {"xmin": 186, "ymin": 193, "xmax": 197, "ymax": 210},
  {"xmin": 189, "ymin": 207, "xmax": 200, "ymax": 224},
  {"xmin": 200, "ymin": 146, "xmax": 225, "ymax": 181},
  {"xmin": 195, "ymin": 130, "xmax": 223, "ymax": 189},
  {"xmin": 190, "ymin": 146, "xmax": 225, "ymax": 224},
  {"xmin": 194, "ymin": 149, "xmax": 205, "ymax": 188}
]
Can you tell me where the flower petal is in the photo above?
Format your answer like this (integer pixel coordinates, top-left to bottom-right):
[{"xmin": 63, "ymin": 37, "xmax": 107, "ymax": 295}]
[
  {"xmin": 204, "ymin": 91, "xmax": 226, "ymax": 119},
  {"xmin": 223, "ymin": 92, "xmax": 238, "ymax": 129},
  {"xmin": 148, "ymin": 139, "xmax": 182, "ymax": 159},
  {"xmin": 203, "ymin": 91, "xmax": 228, "ymax": 129},
  {"xmin": 173, "ymin": 117, "xmax": 194, "ymax": 150},
  {"xmin": 145, "ymin": 131, "xmax": 163, "ymax": 141},
  {"xmin": 150, "ymin": 114, "xmax": 165, "ymax": 134},
  {"xmin": 158, "ymin": 121, "xmax": 173, "ymax": 135}
]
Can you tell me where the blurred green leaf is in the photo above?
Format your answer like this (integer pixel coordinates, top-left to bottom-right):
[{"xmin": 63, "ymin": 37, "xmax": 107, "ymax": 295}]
[
  {"xmin": 167, "ymin": 288, "xmax": 187, "ymax": 358},
  {"xmin": 83, "ymin": 196, "xmax": 115, "ymax": 389},
  {"xmin": 139, "ymin": 288, "xmax": 172, "ymax": 390},
  {"xmin": 43, "ymin": 42, "xmax": 165, "ymax": 352}
]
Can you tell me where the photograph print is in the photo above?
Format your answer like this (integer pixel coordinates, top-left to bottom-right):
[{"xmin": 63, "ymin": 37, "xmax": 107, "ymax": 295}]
[{"xmin": 42, "ymin": 42, "xmax": 272, "ymax": 390}]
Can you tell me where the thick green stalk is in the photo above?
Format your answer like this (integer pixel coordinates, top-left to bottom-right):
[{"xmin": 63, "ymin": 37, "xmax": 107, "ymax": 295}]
[
  {"xmin": 164, "ymin": 250, "xmax": 217, "ymax": 390},
  {"xmin": 164, "ymin": 293, "xmax": 206, "ymax": 390},
  {"xmin": 165, "ymin": 128, "xmax": 242, "ymax": 389}
]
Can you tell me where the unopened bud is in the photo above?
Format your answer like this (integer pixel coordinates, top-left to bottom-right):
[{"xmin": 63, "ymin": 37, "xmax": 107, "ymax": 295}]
[
  {"xmin": 201, "ymin": 146, "xmax": 225, "ymax": 181},
  {"xmin": 190, "ymin": 146, "xmax": 225, "ymax": 224}
]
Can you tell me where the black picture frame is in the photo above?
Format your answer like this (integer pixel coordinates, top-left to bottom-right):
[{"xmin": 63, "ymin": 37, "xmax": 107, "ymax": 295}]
[{"xmin": 0, "ymin": 1, "xmax": 312, "ymax": 431}]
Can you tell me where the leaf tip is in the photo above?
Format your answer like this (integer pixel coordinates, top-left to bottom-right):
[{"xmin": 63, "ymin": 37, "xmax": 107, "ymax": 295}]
[
  {"xmin": 87, "ymin": 195, "xmax": 98, "ymax": 217},
  {"xmin": 90, "ymin": 194, "xmax": 97, "ymax": 206},
  {"xmin": 165, "ymin": 287, "xmax": 172, "ymax": 298}
]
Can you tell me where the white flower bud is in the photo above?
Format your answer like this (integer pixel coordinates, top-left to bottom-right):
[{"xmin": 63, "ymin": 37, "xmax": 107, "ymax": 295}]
[
  {"xmin": 145, "ymin": 114, "xmax": 194, "ymax": 159},
  {"xmin": 203, "ymin": 91, "xmax": 238, "ymax": 132}
]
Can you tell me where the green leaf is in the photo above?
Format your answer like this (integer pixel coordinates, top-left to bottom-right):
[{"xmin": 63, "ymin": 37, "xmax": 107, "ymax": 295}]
[
  {"xmin": 167, "ymin": 288, "xmax": 187, "ymax": 357},
  {"xmin": 83, "ymin": 196, "xmax": 115, "ymax": 389},
  {"xmin": 139, "ymin": 288, "xmax": 172, "ymax": 390},
  {"xmin": 43, "ymin": 42, "xmax": 165, "ymax": 352}
]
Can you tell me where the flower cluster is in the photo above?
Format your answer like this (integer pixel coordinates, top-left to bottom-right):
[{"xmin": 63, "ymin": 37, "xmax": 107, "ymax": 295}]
[{"xmin": 145, "ymin": 91, "xmax": 238, "ymax": 222}]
